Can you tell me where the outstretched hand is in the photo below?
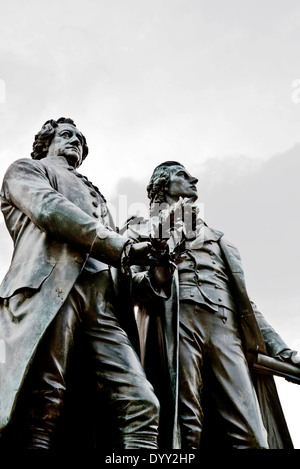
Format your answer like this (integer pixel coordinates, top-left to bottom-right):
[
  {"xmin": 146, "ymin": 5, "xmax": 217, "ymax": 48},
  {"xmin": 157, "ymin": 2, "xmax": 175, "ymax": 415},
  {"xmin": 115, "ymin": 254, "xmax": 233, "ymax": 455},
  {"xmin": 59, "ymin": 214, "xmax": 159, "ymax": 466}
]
[{"xmin": 278, "ymin": 350, "xmax": 300, "ymax": 368}]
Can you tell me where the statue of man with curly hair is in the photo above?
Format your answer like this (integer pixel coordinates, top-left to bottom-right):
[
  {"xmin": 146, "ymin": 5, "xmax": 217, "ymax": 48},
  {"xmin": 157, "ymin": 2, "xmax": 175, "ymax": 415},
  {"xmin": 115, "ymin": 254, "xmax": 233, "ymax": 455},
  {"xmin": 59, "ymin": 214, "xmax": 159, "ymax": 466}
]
[
  {"xmin": 125, "ymin": 160, "xmax": 300, "ymax": 450},
  {"xmin": 0, "ymin": 117, "xmax": 160, "ymax": 450}
]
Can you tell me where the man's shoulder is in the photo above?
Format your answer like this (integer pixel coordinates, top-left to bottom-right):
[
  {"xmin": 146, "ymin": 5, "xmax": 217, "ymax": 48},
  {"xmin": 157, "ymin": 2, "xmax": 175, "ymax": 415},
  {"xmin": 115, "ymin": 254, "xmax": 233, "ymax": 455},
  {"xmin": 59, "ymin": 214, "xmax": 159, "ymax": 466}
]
[
  {"xmin": 218, "ymin": 236, "xmax": 243, "ymax": 263},
  {"xmin": 5, "ymin": 157, "xmax": 70, "ymax": 179},
  {"xmin": 204, "ymin": 223, "xmax": 237, "ymax": 250},
  {"xmin": 3, "ymin": 158, "xmax": 45, "ymax": 180},
  {"xmin": 6, "ymin": 157, "xmax": 44, "ymax": 172},
  {"xmin": 220, "ymin": 237, "xmax": 238, "ymax": 250},
  {"xmin": 203, "ymin": 222, "xmax": 241, "ymax": 255}
]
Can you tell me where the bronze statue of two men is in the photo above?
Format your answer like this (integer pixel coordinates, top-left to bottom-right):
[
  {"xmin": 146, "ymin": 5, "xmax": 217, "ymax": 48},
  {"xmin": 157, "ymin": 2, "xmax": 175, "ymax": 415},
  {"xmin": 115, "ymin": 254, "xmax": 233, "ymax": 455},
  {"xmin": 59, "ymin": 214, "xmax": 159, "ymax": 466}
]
[{"xmin": 0, "ymin": 118, "xmax": 298, "ymax": 450}]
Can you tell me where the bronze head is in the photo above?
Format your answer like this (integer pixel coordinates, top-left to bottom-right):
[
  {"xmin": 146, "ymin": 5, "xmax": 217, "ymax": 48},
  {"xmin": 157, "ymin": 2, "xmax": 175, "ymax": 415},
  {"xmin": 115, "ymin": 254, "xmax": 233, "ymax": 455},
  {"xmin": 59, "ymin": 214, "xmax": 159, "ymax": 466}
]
[
  {"xmin": 31, "ymin": 117, "xmax": 89, "ymax": 167},
  {"xmin": 147, "ymin": 161, "xmax": 198, "ymax": 205}
]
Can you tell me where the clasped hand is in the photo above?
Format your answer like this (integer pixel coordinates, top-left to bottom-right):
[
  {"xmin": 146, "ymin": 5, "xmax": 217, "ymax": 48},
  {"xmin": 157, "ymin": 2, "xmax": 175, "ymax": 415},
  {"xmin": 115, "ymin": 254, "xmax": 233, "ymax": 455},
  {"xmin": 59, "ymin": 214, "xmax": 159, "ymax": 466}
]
[{"xmin": 127, "ymin": 240, "xmax": 176, "ymax": 286}]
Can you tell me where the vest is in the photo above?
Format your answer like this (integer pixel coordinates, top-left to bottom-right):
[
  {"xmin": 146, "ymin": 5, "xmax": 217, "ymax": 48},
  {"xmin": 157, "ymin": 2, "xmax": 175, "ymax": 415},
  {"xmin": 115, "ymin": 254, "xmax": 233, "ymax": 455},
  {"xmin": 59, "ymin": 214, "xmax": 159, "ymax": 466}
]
[{"xmin": 177, "ymin": 224, "xmax": 236, "ymax": 313}]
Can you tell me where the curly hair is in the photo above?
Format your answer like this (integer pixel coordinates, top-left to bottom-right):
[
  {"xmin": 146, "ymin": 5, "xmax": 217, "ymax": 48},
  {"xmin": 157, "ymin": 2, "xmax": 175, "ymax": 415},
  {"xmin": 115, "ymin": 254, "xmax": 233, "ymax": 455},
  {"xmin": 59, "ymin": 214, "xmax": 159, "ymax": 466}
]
[
  {"xmin": 147, "ymin": 161, "xmax": 183, "ymax": 205},
  {"xmin": 31, "ymin": 117, "xmax": 89, "ymax": 164}
]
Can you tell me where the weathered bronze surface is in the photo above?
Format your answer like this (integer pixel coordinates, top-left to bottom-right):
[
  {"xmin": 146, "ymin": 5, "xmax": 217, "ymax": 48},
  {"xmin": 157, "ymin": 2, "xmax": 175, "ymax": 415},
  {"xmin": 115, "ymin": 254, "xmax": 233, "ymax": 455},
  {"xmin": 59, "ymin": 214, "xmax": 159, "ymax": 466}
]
[
  {"xmin": 125, "ymin": 161, "xmax": 299, "ymax": 449},
  {"xmin": 1, "ymin": 128, "xmax": 298, "ymax": 450},
  {"xmin": 0, "ymin": 118, "xmax": 159, "ymax": 450}
]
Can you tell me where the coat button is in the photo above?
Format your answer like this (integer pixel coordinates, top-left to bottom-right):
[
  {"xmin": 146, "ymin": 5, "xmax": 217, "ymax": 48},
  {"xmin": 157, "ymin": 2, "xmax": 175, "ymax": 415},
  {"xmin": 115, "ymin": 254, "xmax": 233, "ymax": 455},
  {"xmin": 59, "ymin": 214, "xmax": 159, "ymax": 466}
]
[
  {"xmin": 97, "ymin": 228, "xmax": 108, "ymax": 239},
  {"xmin": 93, "ymin": 212, "xmax": 99, "ymax": 218},
  {"xmin": 92, "ymin": 201, "xmax": 99, "ymax": 207},
  {"xmin": 90, "ymin": 191, "xmax": 97, "ymax": 197}
]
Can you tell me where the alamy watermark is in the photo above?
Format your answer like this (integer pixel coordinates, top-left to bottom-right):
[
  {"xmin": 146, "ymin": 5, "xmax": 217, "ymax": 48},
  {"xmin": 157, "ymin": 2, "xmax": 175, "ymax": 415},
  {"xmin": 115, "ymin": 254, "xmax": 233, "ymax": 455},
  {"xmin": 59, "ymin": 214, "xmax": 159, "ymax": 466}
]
[
  {"xmin": 291, "ymin": 79, "xmax": 300, "ymax": 103},
  {"xmin": 0, "ymin": 79, "xmax": 6, "ymax": 104},
  {"xmin": 96, "ymin": 196, "xmax": 205, "ymax": 243}
]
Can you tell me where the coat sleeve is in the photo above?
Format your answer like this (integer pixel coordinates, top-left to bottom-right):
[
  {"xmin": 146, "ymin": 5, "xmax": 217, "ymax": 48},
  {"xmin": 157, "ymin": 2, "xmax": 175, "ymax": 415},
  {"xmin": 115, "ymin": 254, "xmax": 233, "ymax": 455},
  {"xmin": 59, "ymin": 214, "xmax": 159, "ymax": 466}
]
[
  {"xmin": 124, "ymin": 224, "xmax": 171, "ymax": 304},
  {"xmin": 130, "ymin": 265, "xmax": 170, "ymax": 304},
  {"xmin": 1, "ymin": 159, "xmax": 128, "ymax": 266},
  {"xmin": 250, "ymin": 300, "xmax": 292, "ymax": 357},
  {"xmin": 221, "ymin": 238, "xmax": 292, "ymax": 358}
]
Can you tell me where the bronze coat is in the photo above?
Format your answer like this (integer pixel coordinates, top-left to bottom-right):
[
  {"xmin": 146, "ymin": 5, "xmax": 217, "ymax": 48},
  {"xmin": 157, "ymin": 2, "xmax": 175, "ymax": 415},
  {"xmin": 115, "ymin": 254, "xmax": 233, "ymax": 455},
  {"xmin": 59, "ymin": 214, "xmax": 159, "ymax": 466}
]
[
  {"xmin": 126, "ymin": 221, "xmax": 293, "ymax": 449},
  {"xmin": 0, "ymin": 156, "xmax": 128, "ymax": 430}
]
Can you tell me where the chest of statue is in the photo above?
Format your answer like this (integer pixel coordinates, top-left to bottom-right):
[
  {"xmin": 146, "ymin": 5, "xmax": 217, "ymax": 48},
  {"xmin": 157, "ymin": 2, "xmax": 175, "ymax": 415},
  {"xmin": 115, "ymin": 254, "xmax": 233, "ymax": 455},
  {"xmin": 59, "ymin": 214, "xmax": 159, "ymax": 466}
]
[{"xmin": 177, "ymin": 230, "xmax": 236, "ymax": 312}]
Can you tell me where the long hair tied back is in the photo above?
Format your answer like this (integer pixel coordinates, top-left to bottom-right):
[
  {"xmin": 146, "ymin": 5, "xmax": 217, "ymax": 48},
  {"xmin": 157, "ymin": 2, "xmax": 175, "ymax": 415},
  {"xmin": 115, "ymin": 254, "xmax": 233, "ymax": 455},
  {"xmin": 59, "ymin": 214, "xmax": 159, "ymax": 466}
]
[{"xmin": 147, "ymin": 161, "xmax": 183, "ymax": 204}]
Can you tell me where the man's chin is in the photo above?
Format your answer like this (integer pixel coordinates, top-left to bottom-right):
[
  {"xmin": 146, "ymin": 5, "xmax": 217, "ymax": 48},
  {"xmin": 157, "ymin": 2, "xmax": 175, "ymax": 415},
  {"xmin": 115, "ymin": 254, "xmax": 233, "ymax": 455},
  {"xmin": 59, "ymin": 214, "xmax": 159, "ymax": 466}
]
[
  {"xmin": 187, "ymin": 192, "xmax": 198, "ymax": 202},
  {"xmin": 62, "ymin": 152, "xmax": 80, "ymax": 167}
]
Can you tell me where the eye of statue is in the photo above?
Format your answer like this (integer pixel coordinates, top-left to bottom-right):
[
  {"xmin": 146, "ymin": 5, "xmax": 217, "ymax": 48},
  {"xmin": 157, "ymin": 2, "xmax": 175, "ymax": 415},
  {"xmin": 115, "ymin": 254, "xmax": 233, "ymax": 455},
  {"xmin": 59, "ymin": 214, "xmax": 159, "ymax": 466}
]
[{"xmin": 60, "ymin": 131, "xmax": 72, "ymax": 138}]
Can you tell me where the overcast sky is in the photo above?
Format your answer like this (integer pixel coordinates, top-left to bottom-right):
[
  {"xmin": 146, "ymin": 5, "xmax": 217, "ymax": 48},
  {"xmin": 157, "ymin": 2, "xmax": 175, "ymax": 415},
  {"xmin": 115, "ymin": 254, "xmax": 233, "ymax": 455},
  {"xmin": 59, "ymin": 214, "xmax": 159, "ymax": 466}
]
[{"xmin": 0, "ymin": 0, "xmax": 299, "ymax": 448}]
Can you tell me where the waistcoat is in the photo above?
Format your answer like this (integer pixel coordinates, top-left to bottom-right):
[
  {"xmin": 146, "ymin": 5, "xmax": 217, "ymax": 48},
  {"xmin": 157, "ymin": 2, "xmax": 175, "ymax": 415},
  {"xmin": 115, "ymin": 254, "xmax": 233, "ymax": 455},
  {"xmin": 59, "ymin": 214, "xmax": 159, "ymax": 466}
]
[{"xmin": 177, "ymin": 224, "xmax": 236, "ymax": 313}]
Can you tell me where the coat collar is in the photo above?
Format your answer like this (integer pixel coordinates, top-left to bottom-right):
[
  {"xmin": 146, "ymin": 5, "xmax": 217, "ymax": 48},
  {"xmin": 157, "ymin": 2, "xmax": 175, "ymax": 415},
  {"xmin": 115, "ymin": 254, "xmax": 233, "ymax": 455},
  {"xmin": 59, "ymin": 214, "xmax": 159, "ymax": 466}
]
[
  {"xmin": 186, "ymin": 221, "xmax": 224, "ymax": 249},
  {"xmin": 202, "ymin": 222, "xmax": 224, "ymax": 242},
  {"xmin": 43, "ymin": 155, "xmax": 75, "ymax": 171}
]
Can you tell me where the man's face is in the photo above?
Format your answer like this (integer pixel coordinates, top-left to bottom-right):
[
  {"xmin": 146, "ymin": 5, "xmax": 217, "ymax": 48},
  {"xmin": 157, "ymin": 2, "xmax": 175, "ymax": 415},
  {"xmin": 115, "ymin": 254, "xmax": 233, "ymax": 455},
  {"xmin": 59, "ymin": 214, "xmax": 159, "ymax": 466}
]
[
  {"xmin": 46, "ymin": 123, "xmax": 84, "ymax": 167},
  {"xmin": 166, "ymin": 165, "xmax": 198, "ymax": 202}
]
